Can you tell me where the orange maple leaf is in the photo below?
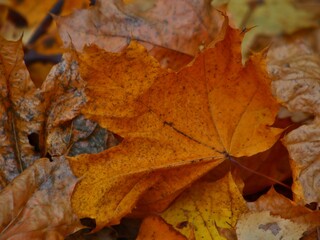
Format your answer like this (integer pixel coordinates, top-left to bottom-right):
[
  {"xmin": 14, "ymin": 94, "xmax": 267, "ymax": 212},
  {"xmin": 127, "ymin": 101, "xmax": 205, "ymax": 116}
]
[{"xmin": 68, "ymin": 20, "xmax": 282, "ymax": 230}]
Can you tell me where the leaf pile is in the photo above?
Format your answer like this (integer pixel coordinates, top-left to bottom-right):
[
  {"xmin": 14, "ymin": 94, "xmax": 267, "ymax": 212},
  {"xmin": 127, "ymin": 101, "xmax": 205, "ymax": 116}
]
[{"xmin": 0, "ymin": 0, "xmax": 320, "ymax": 239}]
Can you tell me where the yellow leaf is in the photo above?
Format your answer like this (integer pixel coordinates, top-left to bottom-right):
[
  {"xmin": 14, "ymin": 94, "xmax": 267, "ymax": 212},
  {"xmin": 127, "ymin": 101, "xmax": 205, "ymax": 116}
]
[
  {"xmin": 161, "ymin": 173, "xmax": 248, "ymax": 240},
  {"xmin": 216, "ymin": 0, "xmax": 317, "ymax": 57},
  {"xmin": 68, "ymin": 20, "xmax": 282, "ymax": 230}
]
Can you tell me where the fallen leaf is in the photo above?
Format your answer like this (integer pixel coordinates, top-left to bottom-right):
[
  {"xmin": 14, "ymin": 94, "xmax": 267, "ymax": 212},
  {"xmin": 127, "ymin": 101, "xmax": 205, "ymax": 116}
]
[
  {"xmin": 0, "ymin": 36, "xmax": 41, "ymax": 188},
  {"xmin": 137, "ymin": 215, "xmax": 186, "ymax": 240},
  {"xmin": 248, "ymin": 188, "xmax": 320, "ymax": 228},
  {"xmin": 242, "ymin": 188, "xmax": 320, "ymax": 239},
  {"xmin": 236, "ymin": 211, "xmax": 309, "ymax": 240},
  {"xmin": 0, "ymin": 157, "xmax": 82, "ymax": 240},
  {"xmin": 68, "ymin": 20, "xmax": 282, "ymax": 230},
  {"xmin": 160, "ymin": 173, "xmax": 248, "ymax": 240},
  {"xmin": 268, "ymin": 34, "xmax": 320, "ymax": 204},
  {"xmin": 0, "ymin": 37, "xmax": 97, "ymax": 238},
  {"xmin": 56, "ymin": 0, "xmax": 223, "ymax": 70},
  {"xmin": 38, "ymin": 50, "xmax": 86, "ymax": 157}
]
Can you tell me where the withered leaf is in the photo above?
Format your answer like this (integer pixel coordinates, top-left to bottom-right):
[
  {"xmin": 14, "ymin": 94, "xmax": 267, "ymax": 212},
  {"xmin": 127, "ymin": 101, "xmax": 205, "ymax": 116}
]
[
  {"xmin": 56, "ymin": 0, "xmax": 223, "ymax": 70},
  {"xmin": 241, "ymin": 188, "xmax": 320, "ymax": 239},
  {"xmin": 0, "ymin": 36, "xmax": 41, "ymax": 188},
  {"xmin": 0, "ymin": 157, "xmax": 82, "ymax": 240},
  {"xmin": 269, "ymin": 35, "xmax": 320, "ymax": 204}
]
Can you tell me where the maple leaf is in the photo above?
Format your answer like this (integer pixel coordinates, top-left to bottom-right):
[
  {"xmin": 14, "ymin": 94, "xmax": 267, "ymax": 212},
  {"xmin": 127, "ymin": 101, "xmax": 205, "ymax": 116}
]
[
  {"xmin": 56, "ymin": 0, "xmax": 223, "ymax": 70},
  {"xmin": 268, "ymin": 34, "xmax": 320, "ymax": 204},
  {"xmin": 68, "ymin": 20, "xmax": 282, "ymax": 230}
]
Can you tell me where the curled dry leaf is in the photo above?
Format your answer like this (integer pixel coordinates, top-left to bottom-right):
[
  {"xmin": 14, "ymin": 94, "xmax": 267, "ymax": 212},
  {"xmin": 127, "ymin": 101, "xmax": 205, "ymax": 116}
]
[
  {"xmin": 160, "ymin": 173, "xmax": 248, "ymax": 240},
  {"xmin": 39, "ymin": 50, "xmax": 86, "ymax": 157},
  {"xmin": 56, "ymin": 0, "xmax": 223, "ymax": 70},
  {"xmin": 0, "ymin": 36, "xmax": 41, "ymax": 188},
  {"xmin": 68, "ymin": 20, "xmax": 282, "ymax": 230},
  {"xmin": 244, "ymin": 188, "xmax": 320, "ymax": 238},
  {"xmin": 269, "ymin": 35, "xmax": 320, "ymax": 204},
  {"xmin": 0, "ymin": 157, "xmax": 82, "ymax": 240},
  {"xmin": 248, "ymin": 188, "xmax": 320, "ymax": 228},
  {"xmin": 0, "ymin": 38, "xmax": 95, "ymax": 238}
]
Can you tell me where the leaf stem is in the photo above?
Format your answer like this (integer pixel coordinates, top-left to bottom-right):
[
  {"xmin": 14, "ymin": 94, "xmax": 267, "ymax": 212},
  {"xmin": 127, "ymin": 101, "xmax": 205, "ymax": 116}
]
[{"xmin": 226, "ymin": 154, "xmax": 291, "ymax": 190}]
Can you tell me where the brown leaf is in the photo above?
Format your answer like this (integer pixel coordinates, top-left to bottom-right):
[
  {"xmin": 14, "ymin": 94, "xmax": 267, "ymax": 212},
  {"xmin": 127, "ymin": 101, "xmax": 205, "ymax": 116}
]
[
  {"xmin": 0, "ymin": 36, "xmax": 42, "ymax": 188},
  {"xmin": 0, "ymin": 38, "xmax": 95, "ymax": 238},
  {"xmin": 0, "ymin": 157, "xmax": 82, "ymax": 240},
  {"xmin": 236, "ymin": 211, "xmax": 309, "ymax": 240},
  {"xmin": 242, "ymin": 188, "xmax": 320, "ymax": 238},
  {"xmin": 56, "ymin": 0, "xmax": 223, "ymax": 70},
  {"xmin": 269, "ymin": 33, "xmax": 320, "ymax": 204},
  {"xmin": 39, "ymin": 50, "xmax": 86, "ymax": 157}
]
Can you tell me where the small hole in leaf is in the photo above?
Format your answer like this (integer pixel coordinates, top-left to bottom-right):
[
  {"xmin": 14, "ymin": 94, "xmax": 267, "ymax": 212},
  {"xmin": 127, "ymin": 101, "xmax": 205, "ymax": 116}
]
[
  {"xmin": 28, "ymin": 133, "xmax": 40, "ymax": 152},
  {"xmin": 80, "ymin": 217, "xmax": 96, "ymax": 229},
  {"xmin": 176, "ymin": 221, "xmax": 188, "ymax": 229},
  {"xmin": 45, "ymin": 152, "xmax": 53, "ymax": 162},
  {"xmin": 306, "ymin": 202, "xmax": 318, "ymax": 211}
]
